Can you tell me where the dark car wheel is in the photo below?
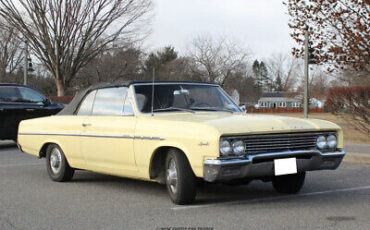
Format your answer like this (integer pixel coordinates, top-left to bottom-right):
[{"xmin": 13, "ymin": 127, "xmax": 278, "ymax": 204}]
[
  {"xmin": 272, "ymin": 172, "xmax": 306, "ymax": 194},
  {"xmin": 46, "ymin": 144, "xmax": 74, "ymax": 182},
  {"xmin": 165, "ymin": 149, "xmax": 197, "ymax": 205}
]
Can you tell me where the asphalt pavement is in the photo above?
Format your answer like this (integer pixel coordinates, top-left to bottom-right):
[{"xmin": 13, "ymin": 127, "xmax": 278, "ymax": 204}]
[
  {"xmin": 344, "ymin": 143, "xmax": 370, "ymax": 155},
  {"xmin": 0, "ymin": 142, "xmax": 369, "ymax": 230}
]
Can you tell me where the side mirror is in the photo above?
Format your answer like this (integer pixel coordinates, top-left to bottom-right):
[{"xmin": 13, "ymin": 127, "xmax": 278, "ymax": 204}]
[
  {"xmin": 240, "ymin": 105, "xmax": 247, "ymax": 113},
  {"xmin": 43, "ymin": 98, "xmax": 52, "ymax": 106}
]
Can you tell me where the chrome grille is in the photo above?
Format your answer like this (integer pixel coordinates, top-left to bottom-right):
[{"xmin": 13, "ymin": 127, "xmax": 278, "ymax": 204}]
[{"xmin": 240, "ymin": 132, "xmax": 334, "ymax": 155}]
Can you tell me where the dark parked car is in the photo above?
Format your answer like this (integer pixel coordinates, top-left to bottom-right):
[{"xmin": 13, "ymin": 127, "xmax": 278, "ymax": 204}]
[{"xmin": 0, "ymin": 84, "xmax": 64, "ymax": 141}]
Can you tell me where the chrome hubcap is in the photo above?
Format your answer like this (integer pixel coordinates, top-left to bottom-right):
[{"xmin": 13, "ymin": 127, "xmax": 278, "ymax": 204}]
[
  {"xmin": 50, "ymin": 148, "xmax": 62, "ymax": 174},
  {"xmin": 166, "ymin": 159, "xmax": 178, "ymax": 194}
]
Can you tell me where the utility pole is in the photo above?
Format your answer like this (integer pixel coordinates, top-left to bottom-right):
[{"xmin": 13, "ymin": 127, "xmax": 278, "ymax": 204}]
[
  {"xmin": 23, "ymin": 40, "xmax": 28, "ymax": 86},
  {"xmin": 304, "ymin": 27, "xmax": 309, "ymax": 119}
]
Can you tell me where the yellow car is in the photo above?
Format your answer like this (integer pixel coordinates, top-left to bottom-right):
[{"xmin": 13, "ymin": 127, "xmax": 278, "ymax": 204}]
[{"xmin": 17, "ymin": 81, "xmax": 345, "ymax": 204}]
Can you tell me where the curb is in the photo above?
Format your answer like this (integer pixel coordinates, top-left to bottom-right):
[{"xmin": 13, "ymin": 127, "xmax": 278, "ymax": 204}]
[{"xmin": 343, "ymin": 152, "xmax": 370, "ymax": 165}]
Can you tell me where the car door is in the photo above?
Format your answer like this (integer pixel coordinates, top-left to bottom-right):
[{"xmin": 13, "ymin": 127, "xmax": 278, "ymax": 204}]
[
  {"xmin": 0, "ymin": 86, "xmax": 23, "ymax": 140},
  {"xmin": 17, "ymin": 86, "xmax": 49, "ymax": 118},
  {"xmin": 0, "ymin": 86, "xmax": 42, "ymax": 140},
  {"xmin": 17, "ymin": 86, "xmax": 63, "ymax": 117},
  {"xmin": 81, "ymin": 87, "xmax": 137, "ymax": 174}
]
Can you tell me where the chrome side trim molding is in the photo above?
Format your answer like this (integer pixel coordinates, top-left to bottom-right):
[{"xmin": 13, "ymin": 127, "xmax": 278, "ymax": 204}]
[
  {"xmin": 19, "ymin": 132, "xmax": 82, "ymax": 137},
  {"xmin": 18, "ymin": 132, "xmax": 165, "ymax": 141},
  {"xmin": 134, "ymin": 136, "xmax": 166, "ymax": 140}
]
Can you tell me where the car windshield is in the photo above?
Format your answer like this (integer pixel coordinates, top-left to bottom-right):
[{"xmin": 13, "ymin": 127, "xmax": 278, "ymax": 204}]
[{"xmin": 134, "ymin": 83, "xmax": 241, "ymax": 113}]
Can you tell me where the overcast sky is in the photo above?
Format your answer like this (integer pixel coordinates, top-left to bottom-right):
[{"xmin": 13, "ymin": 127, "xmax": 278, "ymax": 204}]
[{"xmin": 146, "ymin": 0, "xmax": 295, "ymax": 59}]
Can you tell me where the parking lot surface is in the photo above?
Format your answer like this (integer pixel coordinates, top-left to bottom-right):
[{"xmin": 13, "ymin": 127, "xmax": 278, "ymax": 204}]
[{"xmin": 1, "ymin": 143, "xmax": 369, "ymax": 230}]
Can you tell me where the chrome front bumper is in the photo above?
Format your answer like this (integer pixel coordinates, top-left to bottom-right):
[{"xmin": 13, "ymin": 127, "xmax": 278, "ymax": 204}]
[{"xmin": 203, "ymin": 150, "xmax": 345, "ymax": 182}]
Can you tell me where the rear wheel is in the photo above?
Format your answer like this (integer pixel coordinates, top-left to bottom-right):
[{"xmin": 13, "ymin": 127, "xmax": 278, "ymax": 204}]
[
  {"xmin": 272, "ymin": 172, "xmax": 306, "ymax": 194},
  {"xmin": 46, "ymin": 144, "xmax": 74, "ymax": 182},
  {"xmin": 165, "ymin": 149, "xmax": 197, "ymax": 204}
]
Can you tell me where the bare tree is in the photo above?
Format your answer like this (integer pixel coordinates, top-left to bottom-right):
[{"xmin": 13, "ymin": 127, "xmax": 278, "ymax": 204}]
[
  {"xmin": 187, "ymin": 36, "xmax": 251, "ymax": 86},
  {"xmin": 0, "ymin": 20, "xmax": 23, "ymax": 82},
  {"xmin": 330, "ymin": 69, "xmax": 370, "ymax": 87},
  {"xmin": 307, "ymin": 67, "xmax": 330, "ymax": 100},
  {"xmin": 326, "ymin": 86, "xmax": 369, "ymax": 134},
  {"xmin": 157, "ymin": 57, "xmax": 202, "ymax": 82},
  {"xmin": 265, "ymin": 53, "xmax": 301, "ymax": 92},
  {"xmin": 73, "ymin": 43, "xmax": 144, "ymax": 91},
  {"xmin": 0, "ymin": 0, "xmax": 152, "ymax": 95}
]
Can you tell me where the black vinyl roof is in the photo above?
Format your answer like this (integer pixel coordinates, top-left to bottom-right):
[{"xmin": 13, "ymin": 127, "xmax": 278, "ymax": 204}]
[{"xmin": 58, "ymin": 80, "xmax": 217, "ymax": 115}]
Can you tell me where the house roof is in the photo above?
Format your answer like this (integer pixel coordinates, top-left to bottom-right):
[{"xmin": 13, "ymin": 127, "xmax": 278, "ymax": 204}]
[
  {"xmin": 258, "ymin": 97, "xmax": 300, "ymax": 103},
  {"xmin": 261, "ymin": 92, "xmax": 284, "ymax": 98}
]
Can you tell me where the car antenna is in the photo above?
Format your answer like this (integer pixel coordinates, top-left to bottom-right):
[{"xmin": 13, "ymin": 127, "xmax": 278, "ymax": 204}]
[{"xmin": 151, "ymin": 67, "xmax": 155, "ymax": 117}]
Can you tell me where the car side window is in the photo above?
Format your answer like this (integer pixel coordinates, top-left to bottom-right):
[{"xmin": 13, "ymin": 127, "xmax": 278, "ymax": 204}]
[
  {"xmin": 123, "ymin": 91, "xmax": 134, "ymax": 116},
  {"xmin": 0, "ymin": 86, "xmax": 22, "ymax": 103},
  {"xmin": 92, "ymin": 87, "xmax": 127, "ymax": 116},
  {"xmin": 77, "ymin": 90, "xmax": 97, "ymax": 115},
  {"xmin": 18, "ymin": 87, "xmax": 45, "ymax": 103}
]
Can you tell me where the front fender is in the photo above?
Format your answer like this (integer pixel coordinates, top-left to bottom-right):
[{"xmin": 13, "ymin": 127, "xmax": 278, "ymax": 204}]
[{"xmin": 134, "ymin": 138, "xmax": 219, "ymax": 179}]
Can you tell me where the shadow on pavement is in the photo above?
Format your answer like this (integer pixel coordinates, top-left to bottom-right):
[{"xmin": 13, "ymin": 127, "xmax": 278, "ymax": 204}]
[
  {"xmin": 71, "ymin": 171, "xmax": 280, "ymax": 205},
  {"xmin": 0, "ymin": 141, "xmax": 17, "ymax": 149}
]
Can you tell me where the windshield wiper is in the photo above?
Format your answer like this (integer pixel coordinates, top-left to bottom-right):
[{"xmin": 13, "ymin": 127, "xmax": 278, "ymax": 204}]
[
  {"xmin": 153, "ymin": 107, "xmax": 195, "ymax": 113},
  {"xmin": 190, "ymin": 107, "xmax": 234, "ymax": 114}
]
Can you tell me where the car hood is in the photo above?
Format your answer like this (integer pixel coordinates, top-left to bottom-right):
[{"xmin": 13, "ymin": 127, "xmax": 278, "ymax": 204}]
[{"xmin": 148, "ymin": 112, "xmax": 341, "ymax": 135}]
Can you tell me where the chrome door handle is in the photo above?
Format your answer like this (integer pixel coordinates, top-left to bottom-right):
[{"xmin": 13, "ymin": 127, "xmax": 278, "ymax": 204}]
[{"xmin": 82, "ymin": 123, "xmax": 91, "ymax": 127}]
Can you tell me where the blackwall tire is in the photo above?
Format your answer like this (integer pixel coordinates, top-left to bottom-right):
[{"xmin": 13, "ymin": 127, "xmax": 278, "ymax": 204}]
[
  {"xmin": 165, "ymin": 149, "xmax": 197, "ymax": 204},
  {"xmin": 46, "ymin": 144, "xmax": 74, "ymax": 182}
]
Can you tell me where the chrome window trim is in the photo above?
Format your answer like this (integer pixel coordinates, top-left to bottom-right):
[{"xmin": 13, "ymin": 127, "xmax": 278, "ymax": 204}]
[
  {"xmin": 132, "ymin": 82, "xmax": 218, "ymax": 86},
  {"xmin": 77, "ymin": 87, "xmax": 136, "ymax": 117},
  {"xmin": 76, "ymin": 90, "xmax": 97, "ymax": 116},
  {"xmin": 18, "ymin": 132, "xmax": 165, "ymax": 141},
  {"xmin": 127, "ymin": 85, "xmax": 137, "ymax": 117},
  {"xmin": 217, "ymin": 86, "xmax": 242, "ymax": 112}
]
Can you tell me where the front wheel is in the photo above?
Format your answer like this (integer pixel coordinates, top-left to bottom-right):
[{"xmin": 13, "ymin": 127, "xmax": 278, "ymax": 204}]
[
  {"xmin": 165, "ymin": 149, "xmax": 197, "ymax": 204},
  {"xmin": 46, "ymin": 144, "xmax": 74, "ymax": 182},
  {"xmin": 272, "ymin": 172, "xmax": 306, "ymax": 194}
]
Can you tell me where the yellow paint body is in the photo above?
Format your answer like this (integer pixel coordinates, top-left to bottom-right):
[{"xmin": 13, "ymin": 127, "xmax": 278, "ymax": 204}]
[{"xmin": 17, "ymin": 86, "xmax": 343, "ymax": 181}]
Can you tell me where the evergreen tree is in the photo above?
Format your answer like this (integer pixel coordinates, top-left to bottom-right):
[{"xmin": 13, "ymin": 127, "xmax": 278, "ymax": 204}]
[
  {"xmin": 252, "ymin": 60, "xmax": 270, "ymax": 93},
  {"xmin": 159, "ymin": 46, "xmax": 178, "ymax": 64},
  {"xmin": 144, "ymin": 46, "xmax": 178, "ymax": 70},
  {"xmin": 144, "ymin": 46, "xmax": 179, "ymax": 80}
]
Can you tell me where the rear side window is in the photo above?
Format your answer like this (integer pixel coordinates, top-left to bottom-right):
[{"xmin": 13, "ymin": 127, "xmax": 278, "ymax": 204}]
[
  {"xmin": 77, "ymin": 90, "xmax": 97, "ymax": 115},
  {"xmin": 0, "ymin": 86, "xmax": 22, "ymax": 102},
  {"xmin": 92, "ymin": 87, "xmax": 126, "ymax": 116},
  {"xmin": 123, "ymin": 91, "xmax": 134, "ymax": 116}
]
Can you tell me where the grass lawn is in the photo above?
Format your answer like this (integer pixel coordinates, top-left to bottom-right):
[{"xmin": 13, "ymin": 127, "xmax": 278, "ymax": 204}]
[{"xmin": 268, "ymin": 113, "xmax": 370, "ymax": 144}]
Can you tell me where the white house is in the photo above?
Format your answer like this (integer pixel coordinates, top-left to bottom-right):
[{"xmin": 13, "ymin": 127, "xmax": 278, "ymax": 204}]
[{"xmin": 258, "ymin": 92, "xmax": 301, "ymax": 108}]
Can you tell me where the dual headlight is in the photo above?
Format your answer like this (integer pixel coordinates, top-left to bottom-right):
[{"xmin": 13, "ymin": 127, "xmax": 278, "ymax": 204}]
[
  {"xmin": 220, "ymin": 139, "xmax": 245, "ymax": 156},
  {"xmin": 316, "ymin": 134, "xmax": 337, "ymax": 150}
]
